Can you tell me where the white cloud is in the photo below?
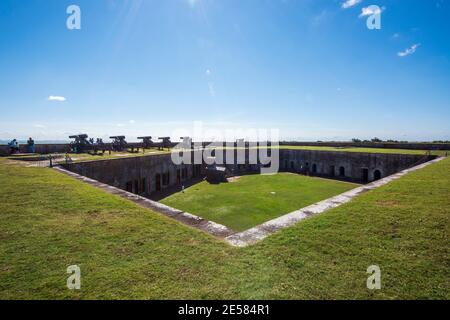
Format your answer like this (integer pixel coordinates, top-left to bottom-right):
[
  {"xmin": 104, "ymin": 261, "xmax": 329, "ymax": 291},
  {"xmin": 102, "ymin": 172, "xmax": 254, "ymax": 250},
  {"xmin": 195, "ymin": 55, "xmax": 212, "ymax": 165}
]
[
  {"xmin": 33, "ymin": 124, "xmax": 46, "ymax": 128},
  {"xmin": 47, "ymin": 95, "xmax": 66, "ymax": 102},
  {"xmin": 359, "ymin": 5, "xmax": 384, "ymax": 17},
  {"xmin": 342, "ymin": 0, "xmax": 362, "ymax": 9},
  {"xmin": 398, "ymin": 43, "xmax": 421, "ymax": 57},
  {"xmin": 129, "ymin": 120, "xmax": 135, "ymax": 124},
  {"xmin": 205, "ymin": 69, "xmax": 211, "ymax": 76}
]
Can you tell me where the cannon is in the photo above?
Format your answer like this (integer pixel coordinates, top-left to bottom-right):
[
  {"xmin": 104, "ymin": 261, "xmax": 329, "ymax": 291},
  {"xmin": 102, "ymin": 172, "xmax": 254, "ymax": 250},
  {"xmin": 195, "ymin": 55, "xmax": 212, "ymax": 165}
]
[
  {"xmin": 137, "ymin": 136, "xmax": 154, "ymax": 149},
  {"xmin": 69, "ymin": 134, "xmax": 92, "ymax": 153},
  {"xmin": 158, "ymin": 137, "xmax": 172, "ymax": 150},
  {"xmin": 110, "ymin": 136, "xmax": 128, "ymax": 152},
  {"xmin": 205, "ymin": 157, "xmax": 228, "ymax": 184},
  {"xmin": 91, "ymin": 138, "xmax": 107, "ymax": 154}
]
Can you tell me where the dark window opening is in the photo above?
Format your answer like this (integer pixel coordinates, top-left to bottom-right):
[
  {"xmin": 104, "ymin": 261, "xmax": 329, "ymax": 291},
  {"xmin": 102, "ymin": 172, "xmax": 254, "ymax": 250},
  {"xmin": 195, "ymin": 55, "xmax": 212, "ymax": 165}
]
[
  {"xmin": 374, "ymin": 170, "xmax": 382, "ymax": 181},
  {"xmin": 330, "ymin": 165, "xmax": 335, "ymax": 176},
  {"xmin": 312, "ymin": 164, "xmax": 317, "ymax": 174},
  {"xmin": 339, "ymin": 166, "xmax": 345, "ymax": 177},
  {"xmin": 134, "ymin": 180, "xmax": 139, "ymax": 194},
  {"xmin": 126, "ymin": 181, "xmax": 133, "ymax": 193},
  {"xmin": 162, "ymin": 172, "xmax": 170, "ymax": 186},
  {"xmin": 193, "ymin": 164, "xmax": 201, "ymax": 177},
  {"xmin": 362, "ymin": 168, "xmax": 369, "ymax": 183},
  {"xmin": 155, "ymin": 174, "xmax": 161, "ymax": 191},
  {"xmin": 140, "ymin": 178, "xmax": 146, "ymax": 193}
]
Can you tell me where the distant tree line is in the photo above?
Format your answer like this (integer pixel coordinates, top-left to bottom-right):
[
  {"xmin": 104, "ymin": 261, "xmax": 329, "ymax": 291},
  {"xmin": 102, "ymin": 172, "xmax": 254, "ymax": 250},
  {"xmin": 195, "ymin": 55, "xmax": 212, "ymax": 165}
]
[{"xmin": 349, "ymin": 138, "xmax": 450, "ymax": 144}]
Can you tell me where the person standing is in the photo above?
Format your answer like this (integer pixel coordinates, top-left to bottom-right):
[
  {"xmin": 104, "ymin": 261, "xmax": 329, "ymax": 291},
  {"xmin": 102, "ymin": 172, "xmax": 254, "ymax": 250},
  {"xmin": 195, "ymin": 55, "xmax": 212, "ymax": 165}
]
[{"xmin": 27, "ymin": 137, "xmax": 35, "ymax": 153}]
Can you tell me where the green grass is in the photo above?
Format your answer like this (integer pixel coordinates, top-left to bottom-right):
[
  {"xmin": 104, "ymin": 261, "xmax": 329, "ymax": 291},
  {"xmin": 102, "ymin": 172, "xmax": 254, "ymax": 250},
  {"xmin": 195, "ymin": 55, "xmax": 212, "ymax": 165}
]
[
  {"xmin": 67, "ymin": 149, "xmax": 171, "ymax": 163},
  {"xmin": 279, "ymin": 145, "xmax": 448, "ymax": 156},
  {"xmin": 7, "ymin": 148, "xmax": 171, "ymax": 163},
  {"xmin": 0, "ymin": 157, "xmax": 448, "ymax": 299},
  {"xmin": 161, "ymin": 174, "xmax": 357, "ymax": 231}
]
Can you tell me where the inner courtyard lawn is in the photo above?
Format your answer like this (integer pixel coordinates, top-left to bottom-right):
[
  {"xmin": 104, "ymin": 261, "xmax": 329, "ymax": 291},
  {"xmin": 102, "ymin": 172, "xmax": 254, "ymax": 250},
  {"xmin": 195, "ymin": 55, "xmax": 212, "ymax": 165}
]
[{"xmin": 160, "ymin": 173, "xmax": 357, "ymax": 231}]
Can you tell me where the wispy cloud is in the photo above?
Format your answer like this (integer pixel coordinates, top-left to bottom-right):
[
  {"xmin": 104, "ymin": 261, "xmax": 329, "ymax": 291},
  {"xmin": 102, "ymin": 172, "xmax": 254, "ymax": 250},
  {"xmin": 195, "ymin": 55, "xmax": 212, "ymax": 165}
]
[
  {"xmin": 33, "ymin": 124, "xmax": 46, "ymax": 128},
  {"xmin": 47, "ymin": 95, "xmax": 66, "ymax": 102},
  {"xmin": 341, "ymin": 0, "xmax": 362, "ymax": 9},
  {"xmin": 359, "ymin": 5, "xmax": 385, "ymax": 17},
  {"xmin": 398, "ymin": 43, "xmax": 421, "ymax": 57}
]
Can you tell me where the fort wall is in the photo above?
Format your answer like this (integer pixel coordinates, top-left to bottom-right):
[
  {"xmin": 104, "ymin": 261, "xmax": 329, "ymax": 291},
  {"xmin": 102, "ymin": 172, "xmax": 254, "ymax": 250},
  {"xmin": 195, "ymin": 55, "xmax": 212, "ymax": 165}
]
[
  {"xmin": 2, "ymin": 141, "xmax": 449, "ymax": 156},
  {"xmin": 61, "ymin": 152, "xmax": 203, "ymax": 196},
  {"xmin": 278, "ymin": 149, "xmax": 434, "ymax": 182},
  {"xmin": 60, "ymin": 149, "xmax": 436, "ymax": 198}
]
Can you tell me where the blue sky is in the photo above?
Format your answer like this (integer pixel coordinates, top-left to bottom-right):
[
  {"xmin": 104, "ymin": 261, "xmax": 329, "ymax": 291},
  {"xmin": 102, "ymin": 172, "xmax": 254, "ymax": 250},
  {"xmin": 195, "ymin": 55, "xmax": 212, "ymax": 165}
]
[{"xmin": 0, "ymin": 0, "xmax": 449, "ymax": 141}]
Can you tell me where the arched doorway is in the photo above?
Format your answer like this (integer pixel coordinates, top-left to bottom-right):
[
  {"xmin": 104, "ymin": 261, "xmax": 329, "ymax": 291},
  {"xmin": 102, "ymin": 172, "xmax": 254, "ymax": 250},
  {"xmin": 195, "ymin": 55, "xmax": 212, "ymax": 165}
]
[
  {"xmin": 329, "ymin": 165, "xmax": 335, "ymax": 176},
  {"xmin": 126, "ymin": 181, "xmax": 133, "ymax": 193},
  {"xmin": 373, "ymin": 170, "xmax": 382, "ymax": 181},
  {"xmin": 339, "ymin": 166, "xmax": 345, "ymax": 177},
  {"xmin": 312, "ymin": 164, "xmax": 317, "ymax": 174}
]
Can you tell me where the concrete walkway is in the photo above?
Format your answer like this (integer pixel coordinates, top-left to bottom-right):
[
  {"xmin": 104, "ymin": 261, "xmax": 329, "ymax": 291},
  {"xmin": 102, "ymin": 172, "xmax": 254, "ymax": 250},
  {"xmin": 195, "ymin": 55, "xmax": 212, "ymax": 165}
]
[{"xmin": 54, "ymin": 157, "xmax": 444, "ymax": 247}]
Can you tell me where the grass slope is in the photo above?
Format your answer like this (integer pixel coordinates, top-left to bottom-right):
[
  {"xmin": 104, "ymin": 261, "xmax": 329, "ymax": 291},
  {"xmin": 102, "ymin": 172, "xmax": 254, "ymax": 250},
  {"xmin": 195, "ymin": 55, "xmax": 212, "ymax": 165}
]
[
  {"xmin": 279, "ymin": 145, "xmax": 448, "ymax": 156},
  {"xmin": 0, "ymin": 158, "xmax": 448, "ymax": 299},
  {"xmin": 8, "ymin": 149, "xmax": 171, "ymax": 163},
  {"xmin": 161, "ymin": 174, "xmax": 357, "ymax": 231}
]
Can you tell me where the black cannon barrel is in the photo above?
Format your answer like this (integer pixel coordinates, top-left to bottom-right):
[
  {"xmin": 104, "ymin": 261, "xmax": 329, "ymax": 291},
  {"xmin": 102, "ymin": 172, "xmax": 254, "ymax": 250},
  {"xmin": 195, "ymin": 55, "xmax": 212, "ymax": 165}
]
[{"xmin": 69, "ymin": 134, "xmax": 88, "ymax": 139}]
